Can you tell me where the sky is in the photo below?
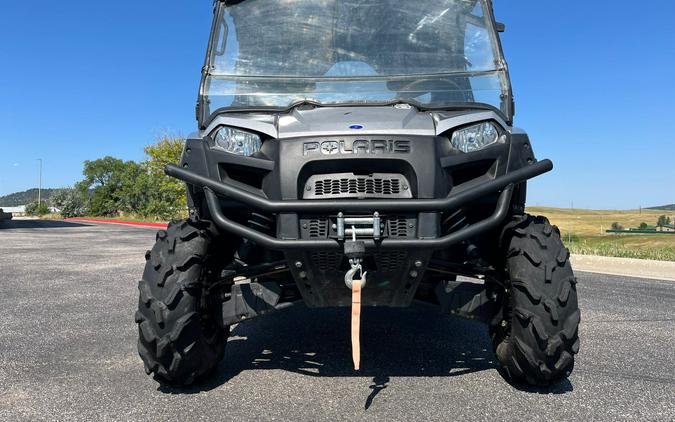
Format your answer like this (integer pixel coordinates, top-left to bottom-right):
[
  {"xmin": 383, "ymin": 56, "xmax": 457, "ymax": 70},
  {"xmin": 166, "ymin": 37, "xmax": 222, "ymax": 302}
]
[{"xmin": 0, "ymin": 1, "xmax": 674, "ymax": 209}]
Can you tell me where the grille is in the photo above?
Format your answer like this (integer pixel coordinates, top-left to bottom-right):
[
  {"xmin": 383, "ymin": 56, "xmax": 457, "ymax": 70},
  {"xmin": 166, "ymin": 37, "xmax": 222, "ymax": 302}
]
[
  {"xmin": 315, "ymin": 178, "xmax": 400, "ymax": 196},
  {"xmin": 307, "ymin": 219, "xmax": 328, "ymax": 238},
  {"xmin": 388, "ymin": 217, "xmax": 411, "ymax": 238},
  {"xmin": 310, "ymin": 251, "xmax": 343, "ymax": 271},
  {"xmin": 309, "ymin": 251, "xmax": 409, "ymax": 272},
  {"xmin": 304, "ymin": 173, "xmax": 412, "ymax": 199},
  {"xmin": 375, "ymin": 251, "xmax": 408, "ymax": 272}
]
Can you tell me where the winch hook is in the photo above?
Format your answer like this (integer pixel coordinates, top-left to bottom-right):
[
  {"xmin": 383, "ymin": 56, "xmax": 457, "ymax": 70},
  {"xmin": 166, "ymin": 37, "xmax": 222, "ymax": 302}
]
[{"xmin": 345, "ymin": 259, "xmax": 367, "ymax": 289}]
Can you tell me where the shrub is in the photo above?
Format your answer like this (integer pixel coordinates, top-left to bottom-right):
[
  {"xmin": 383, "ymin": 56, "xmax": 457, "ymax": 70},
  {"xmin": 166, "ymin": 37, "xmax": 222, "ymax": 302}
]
[
  {"xmin": 51, "ymin": 188, "xmax": 88, "ymax": 218},
  {"xmin": 25, "ymin": 201, "xmax": 50, "ymax": 216}
]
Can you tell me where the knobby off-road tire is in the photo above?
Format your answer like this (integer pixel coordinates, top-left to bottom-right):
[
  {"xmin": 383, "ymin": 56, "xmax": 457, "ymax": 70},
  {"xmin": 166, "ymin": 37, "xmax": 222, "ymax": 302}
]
[
  {"xmin": 490, "ymin": 215, "xmax": 581, "ymax": 386},
  {"xmin": 135, "ymin": 218, "xmax": 230, "ymax": 386}
]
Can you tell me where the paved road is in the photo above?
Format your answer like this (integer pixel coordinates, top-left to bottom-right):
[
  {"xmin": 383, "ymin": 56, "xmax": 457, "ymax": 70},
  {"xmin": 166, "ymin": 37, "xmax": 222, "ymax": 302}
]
[{"xmin": 1, "ymin": 220, "xmax": 674, "ymax": 421}]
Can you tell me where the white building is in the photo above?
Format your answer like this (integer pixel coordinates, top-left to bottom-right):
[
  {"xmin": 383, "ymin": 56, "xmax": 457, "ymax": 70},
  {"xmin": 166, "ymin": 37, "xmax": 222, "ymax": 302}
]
[
  {"xmin": 656, "ymin": 224, "xmax": 675, "ymax": 233},
  {"xmin": 0, "ymin": 206, "xmax": 26, "ymax": 216}
]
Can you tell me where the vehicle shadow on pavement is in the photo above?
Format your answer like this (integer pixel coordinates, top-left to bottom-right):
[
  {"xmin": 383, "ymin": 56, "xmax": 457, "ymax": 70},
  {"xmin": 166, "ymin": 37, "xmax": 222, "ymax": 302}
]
[
  {"xmin": 0, "ymin": 220, "xmax": 90, "ymax": 229},
  {"xmin": 508, "ymin": 378, "xmax": 574, "ymax": 395},
  {"xmin": 158, "ymin": 305, "xmax": 573, "ymax": 400}
]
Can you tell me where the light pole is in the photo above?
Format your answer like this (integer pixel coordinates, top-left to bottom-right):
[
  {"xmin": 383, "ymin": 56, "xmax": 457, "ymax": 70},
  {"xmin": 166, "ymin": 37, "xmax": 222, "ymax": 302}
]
[{"xmin": 37, "ymin": 159, "xmax": 42, "ymax": 205}]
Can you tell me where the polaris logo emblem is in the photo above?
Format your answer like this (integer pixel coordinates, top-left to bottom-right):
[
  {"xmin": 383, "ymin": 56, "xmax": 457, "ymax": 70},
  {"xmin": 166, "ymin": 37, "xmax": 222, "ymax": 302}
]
[
  {"xmin": 321, "ymin": 141, "xmax": 340, "ymax": 155},
  {"xmin": 303, "ymin": 140, "xmax": 412, "ymax": 156}
]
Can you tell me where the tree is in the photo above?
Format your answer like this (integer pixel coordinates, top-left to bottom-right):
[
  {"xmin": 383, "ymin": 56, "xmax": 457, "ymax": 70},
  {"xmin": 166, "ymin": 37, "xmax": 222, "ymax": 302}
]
[
  {"xmin": 70, "ymin": 135, "xmax": 187, "ymax": 220},
  {"xmin": 79, "ymin": 156, "xmax": 140, "ymax": 216},
  {"xmin": 142, "ymin": 136, "xmax": 187, "ymax": 219},
  {"xmin": 25, "ymin": 201, "xmax": 50, "ymax": 216},
  {"xmin": 117, "ymin": 161, "xmax": 150, "ymax": 215},
  {"xmin": 657, "ymin": 215, "xmax": 671, "ymax": 227},
  {"xmin": 610, "ymin": 222, "xmax": 624, "ymax": 230},
  {"xmin": 51, "ymin": 188, "xmax": 88, "ymax": 218},
  {"xmin": 639, "ymin": 222, "xmax": 649, "ymax": 230}
]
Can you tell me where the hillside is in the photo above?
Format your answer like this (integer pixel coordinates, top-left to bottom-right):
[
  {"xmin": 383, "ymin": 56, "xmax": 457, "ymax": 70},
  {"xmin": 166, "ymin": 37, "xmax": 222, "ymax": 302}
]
[
  {"xmin": 0, "ymin": 188, "xmax": 62, "ymax": 206},
  {"xmin": 648, "ymin": 204, "xmax": 675, "ymax": 211}
]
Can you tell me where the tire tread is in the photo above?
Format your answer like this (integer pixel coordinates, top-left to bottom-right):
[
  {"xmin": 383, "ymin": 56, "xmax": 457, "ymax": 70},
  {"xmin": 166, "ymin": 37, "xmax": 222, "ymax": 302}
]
[
  {"xmin": 492, "ymin": 214, "xmax": 581, "ymax": 386},
  {"xmin": 135, "ymin": 218, "xmax": 229, "ymax": 386}
]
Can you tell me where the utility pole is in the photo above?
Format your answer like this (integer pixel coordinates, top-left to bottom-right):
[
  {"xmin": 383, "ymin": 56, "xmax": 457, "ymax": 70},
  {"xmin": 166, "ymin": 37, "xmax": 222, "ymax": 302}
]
[{"xmin": 37, "ymin": 159, "xmax": 42, "ymax": 205}]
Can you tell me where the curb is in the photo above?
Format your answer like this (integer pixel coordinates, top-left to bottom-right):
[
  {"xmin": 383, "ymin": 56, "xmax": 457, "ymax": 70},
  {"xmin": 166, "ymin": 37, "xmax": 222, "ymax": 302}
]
[
  {"xmin": 571, "ymin": 254, "xmax": 675, "ymax": 282},
  {"xmin": 66, "ymin": 218, "xmax": 168, "ymax": 229}
]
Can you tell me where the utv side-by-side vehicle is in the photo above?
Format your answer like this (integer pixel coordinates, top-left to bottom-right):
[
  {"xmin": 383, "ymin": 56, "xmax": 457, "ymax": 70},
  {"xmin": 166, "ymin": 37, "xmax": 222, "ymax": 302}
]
[{"xmin": 136, "ymin": 0, "xmax": 580, "ymax": 387}]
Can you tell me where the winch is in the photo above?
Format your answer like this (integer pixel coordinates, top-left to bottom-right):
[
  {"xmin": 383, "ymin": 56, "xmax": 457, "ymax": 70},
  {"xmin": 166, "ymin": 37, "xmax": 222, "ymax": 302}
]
[{"xmin": 336, "ymin": 212, "xmax": 381, "ymax": 241}]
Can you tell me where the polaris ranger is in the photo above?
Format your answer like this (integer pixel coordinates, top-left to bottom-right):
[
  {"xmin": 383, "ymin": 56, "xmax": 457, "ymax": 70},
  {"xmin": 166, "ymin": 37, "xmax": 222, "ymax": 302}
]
[{"xmin": 136, "ymin": 0, "xmax": 580, "ymax": 387}]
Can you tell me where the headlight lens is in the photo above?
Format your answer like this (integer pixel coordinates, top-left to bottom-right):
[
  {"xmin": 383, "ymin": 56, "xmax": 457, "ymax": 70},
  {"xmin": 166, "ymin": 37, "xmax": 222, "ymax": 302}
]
[
  {"xmin": 450, "ymin": 121, "xmax": 500, "ymax": 153},
  {"xmin": 213, "ymin": 127, "xmax": 262, "ymax": 156}
]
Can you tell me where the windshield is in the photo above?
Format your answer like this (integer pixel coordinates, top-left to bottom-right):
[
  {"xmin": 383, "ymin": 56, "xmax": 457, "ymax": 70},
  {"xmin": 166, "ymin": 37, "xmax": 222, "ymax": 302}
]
[{"xmin": 201, "ymin": 0, "xmax": 511, "ymax": 123}]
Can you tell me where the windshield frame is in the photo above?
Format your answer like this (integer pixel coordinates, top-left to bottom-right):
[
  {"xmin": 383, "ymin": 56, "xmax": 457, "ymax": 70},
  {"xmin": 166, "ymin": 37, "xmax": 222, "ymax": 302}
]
[{"xmin": 197, "ymin": 0, "xmax": 513, "ymax": 129}]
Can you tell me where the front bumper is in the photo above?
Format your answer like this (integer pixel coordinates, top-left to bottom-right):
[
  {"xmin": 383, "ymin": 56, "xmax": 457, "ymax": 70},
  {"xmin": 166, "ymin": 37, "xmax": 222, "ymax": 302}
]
[
  {"xmin": 167, "ymin": 165, "xmax": 556, "ymax": 250},
  {"xmin": 168, "ymin": 133, "xmax": 552, "ymax": 307}
]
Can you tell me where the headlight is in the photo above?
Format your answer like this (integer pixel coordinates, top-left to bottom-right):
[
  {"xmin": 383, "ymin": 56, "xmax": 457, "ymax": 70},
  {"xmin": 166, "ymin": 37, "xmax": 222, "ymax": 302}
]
[
  {"xmin": 213, "ymin": 127, "xmax": 262, "ymax": 156},
  {"xmin": 450, "ymin": 121, "xmax": 500, "ymax": 153}
]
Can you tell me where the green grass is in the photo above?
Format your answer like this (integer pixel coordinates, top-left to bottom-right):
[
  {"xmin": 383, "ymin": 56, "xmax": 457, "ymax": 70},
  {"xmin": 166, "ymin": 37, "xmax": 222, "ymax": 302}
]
[
  {"xmin": 528, "ymin": 207, "xmax": 675, "ymax": 262},
  {"xmin": 563, "ymin": 234, "xmax": 675, "ymax": 261}
]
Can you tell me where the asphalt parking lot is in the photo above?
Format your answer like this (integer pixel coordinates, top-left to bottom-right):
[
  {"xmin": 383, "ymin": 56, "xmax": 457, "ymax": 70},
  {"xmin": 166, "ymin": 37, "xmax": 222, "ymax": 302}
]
[{"xmin": 1, "ymin": 220, "xmax": 674, "ymax": 421}]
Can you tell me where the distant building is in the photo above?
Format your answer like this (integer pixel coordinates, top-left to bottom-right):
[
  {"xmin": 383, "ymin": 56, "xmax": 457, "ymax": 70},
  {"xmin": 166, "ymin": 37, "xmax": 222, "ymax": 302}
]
[
  {"xmin": 656, "ymin": 224, "xmax": 675, "ymax": 232},
  {"xmin": 0, "ymin": 205, "xmax": 60, "ymax": 217},
  {"xmin": 0, "ymin": 205, "xmax": 26, "ymax": 216},
  {"xmin": 630, "ymin": 226, "xmax": 656, "ymax": 231}
]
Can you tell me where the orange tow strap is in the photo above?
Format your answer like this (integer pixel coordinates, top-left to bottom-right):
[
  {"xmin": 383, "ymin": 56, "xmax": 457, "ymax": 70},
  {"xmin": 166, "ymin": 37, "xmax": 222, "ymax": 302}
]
[{"xmin": 351, "ymin": 280, "xmax": 362, "ymax": 370}]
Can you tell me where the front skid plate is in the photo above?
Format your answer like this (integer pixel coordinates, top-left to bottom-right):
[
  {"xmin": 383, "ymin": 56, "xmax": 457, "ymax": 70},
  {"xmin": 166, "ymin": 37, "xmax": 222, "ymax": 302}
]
[{"xmin": 284, "ymin": 250, "xmax": 434, "ymax": 307}]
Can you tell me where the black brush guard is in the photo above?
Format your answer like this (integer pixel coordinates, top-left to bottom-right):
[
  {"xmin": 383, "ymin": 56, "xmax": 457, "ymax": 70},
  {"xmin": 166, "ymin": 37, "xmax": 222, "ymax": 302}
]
[{"xmin": 166, "ymin": 159, "xmax": 552, "ymax": 251}]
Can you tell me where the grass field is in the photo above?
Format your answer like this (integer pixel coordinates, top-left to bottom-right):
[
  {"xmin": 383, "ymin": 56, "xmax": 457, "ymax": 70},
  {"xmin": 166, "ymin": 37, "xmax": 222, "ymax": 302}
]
[{"xmin": 528, "ymin": 207, "xmax": 675, "ymax": 262}]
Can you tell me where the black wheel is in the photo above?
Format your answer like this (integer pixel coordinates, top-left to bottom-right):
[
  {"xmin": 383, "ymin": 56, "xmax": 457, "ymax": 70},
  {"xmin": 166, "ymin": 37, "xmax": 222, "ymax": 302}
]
[
  {"xmin": 135, "ymin": 218, "xmax": 231, "ymax": 386},
  {"xmin": 490, "ymin": 215, "xmax": 581, "ymax": 386}
]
